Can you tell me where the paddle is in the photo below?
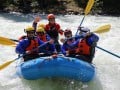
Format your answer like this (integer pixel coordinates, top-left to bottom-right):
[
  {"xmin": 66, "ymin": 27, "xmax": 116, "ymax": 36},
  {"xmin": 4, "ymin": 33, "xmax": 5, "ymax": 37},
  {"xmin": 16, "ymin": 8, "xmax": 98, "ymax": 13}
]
[
  {"xmin": 61, "ymin": 24, "xmax": 111, "ymax": 43},
  {"xmin": 75, "ymin": 0, "xmax": 94, "ymax": 35},
  {"xmin": 96, "ymin": 46, "xmax": 120, "ymax": 58},
  {"xmin": 93, "ymin": 24, "xmax": 111, "ymax": 34},
  {"xmin": 0, "ymin": 42, "xmax": 49, "ymax": 70},
  {"xmin": 61, "ymin": 24, "xmax": 120, "ymax": 59},
  {"xmin": 0, "ymin": 36, "xmax": 16, "ymax": 46},
  {"xmin": 94, "ymin": 24, "xmax": 120, "ymax": 58},
  {"xmin": 10, "ymin": 39, "xmax": 19, "ymax": 42}
]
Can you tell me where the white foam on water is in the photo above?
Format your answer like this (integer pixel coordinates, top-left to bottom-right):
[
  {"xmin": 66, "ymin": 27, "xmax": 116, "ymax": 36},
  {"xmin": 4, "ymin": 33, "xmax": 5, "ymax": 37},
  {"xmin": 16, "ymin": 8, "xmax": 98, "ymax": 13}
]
[{"xmin": 0, "ymin": 13, "xmax": 120, "ymax": 90}]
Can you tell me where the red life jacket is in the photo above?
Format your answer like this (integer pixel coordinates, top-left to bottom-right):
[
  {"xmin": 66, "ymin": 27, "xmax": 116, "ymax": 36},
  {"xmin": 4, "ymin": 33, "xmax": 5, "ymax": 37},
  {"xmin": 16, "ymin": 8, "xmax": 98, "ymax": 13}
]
[
  {"xmin": 26, "ymin": 39, "xmax": 39, "ymax": 53},
  {"xmin": 75, "ymin": 39, "xmax": 91, "ymax": 55},
  {"xmin": 45, "ymin": 23, "xmax": 61, "ymax": 38},
  {"xmin": 38, "ymin": 35, "xmax": 47, "ymax": 42},
  {"xmin": 45, "ymin": 23, "xmax": 60, "ymax": 31}
]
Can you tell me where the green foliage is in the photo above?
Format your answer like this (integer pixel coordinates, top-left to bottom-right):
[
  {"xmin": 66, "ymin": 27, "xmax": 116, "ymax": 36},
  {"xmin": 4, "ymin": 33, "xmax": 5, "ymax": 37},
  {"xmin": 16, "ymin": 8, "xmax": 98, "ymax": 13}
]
[
  {"xmin": 74, "ymin": 0, "xmax": 88, "ymax": 8},
  {"xmin": 0, "ymin": 0, "xmax": 120, "ymax": 15},
  {"xmin": 102, "ymin": 0, "xmax": 120, "ymax": 15}
]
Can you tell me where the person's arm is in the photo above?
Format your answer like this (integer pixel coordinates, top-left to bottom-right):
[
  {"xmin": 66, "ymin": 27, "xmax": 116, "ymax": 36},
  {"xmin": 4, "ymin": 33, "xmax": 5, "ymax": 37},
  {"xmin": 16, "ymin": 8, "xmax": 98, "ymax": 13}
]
[
  {"xmin": 32, "ymin": 16, "xmax": 41, "ymax": 31},
  {"xmin": 32, "ymin": 22, "xmax": 37, "ymax": 31},
  {"xmin": 87, "ymin": 33, "xmax": 99, "ymax": 46},
  {"xmin": 75, "ymin": 34, "xmax": 87, "ymax": 40},
  {"xmin": 56, "ymin": 23, "xmax": 64, "ymax": 35},
  {"xmin": 38, "ymin": 38, "xmax": 55, "ymax": 52},
  {"xmin": 38, "ymin": 39, "xmax": 45, "ymax": 46},
  {"xmin": 68, "ymin": 39, "xmax": 79, "ymax": 48},
  {"xmin": 15, "ymin": 40, "xmax": 28, "ymax": 54},
  {"xmin": 65, "ymin": 33, "xmax": 86, "ymax": 41},
  {"xmin": 61, "ymin": 44, "xmax": 67, "ymax": 55},
  {"xmin": 44, "ymin": 24, "xmax": 49, "ymax": 32},
  {"xmin": 58, "ymin": 29, "xmax": 64, "ymax": 35},
  {"xmin": 46, "ymin": 34, "xmax": 51, "ymax": 41}
]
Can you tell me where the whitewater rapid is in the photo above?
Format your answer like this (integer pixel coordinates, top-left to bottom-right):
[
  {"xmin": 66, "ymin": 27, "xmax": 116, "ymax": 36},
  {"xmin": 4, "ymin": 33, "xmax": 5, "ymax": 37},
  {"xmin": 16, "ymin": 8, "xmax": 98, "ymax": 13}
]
[{"xmin": 0, "ymin": 12, "xmax": 120, "ymax": 90}]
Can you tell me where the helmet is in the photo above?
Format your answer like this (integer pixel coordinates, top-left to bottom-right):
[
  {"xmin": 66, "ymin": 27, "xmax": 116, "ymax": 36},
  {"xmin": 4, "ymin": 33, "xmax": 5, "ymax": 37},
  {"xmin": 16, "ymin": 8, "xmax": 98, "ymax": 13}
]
[
  {"xmin": 24, "ymin": 26, "xmax": 34, "ymax": 32},
  {"xmin": 36, "ymin": 27, "xmax": 45, "ymax": 33},
  {"xmin": 47, "ymin": 14, "xmax": 55, "ymax": 20},
  {"xmin": 80, "ymin": 27, "xmax": 90, "ymax": 33},
  {"xmin": 38, "ymin": 23, "xmax": 45, "ymax": 28},
  {"xmin": 64, "ymin": 29, "xmax": 72, "ymax": 36}
]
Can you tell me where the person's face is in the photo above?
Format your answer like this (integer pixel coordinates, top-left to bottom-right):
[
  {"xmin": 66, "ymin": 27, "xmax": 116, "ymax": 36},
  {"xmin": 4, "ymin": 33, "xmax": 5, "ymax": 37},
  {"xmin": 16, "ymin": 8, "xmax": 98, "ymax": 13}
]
[
  {"xmin": 49, "ymin": 18, "xmax": 55, "ymax": 24},
  {"xmin": 79, "ymin": 31, "xmax": 90, "ymax": 36},
  {"xmin": 37, "ymin": 32, "xmax": 45, "ymax": 36},
  {"xmin": 65, "ymin": 34, "xmax": 72, "ymax": 39},
  {"xmin": 27, "ymin": 31, "xmax": 35, "ymax": 39},
  {"xmin": 79, "ymin": 31, "xmax": 87, "ymax": 35}
]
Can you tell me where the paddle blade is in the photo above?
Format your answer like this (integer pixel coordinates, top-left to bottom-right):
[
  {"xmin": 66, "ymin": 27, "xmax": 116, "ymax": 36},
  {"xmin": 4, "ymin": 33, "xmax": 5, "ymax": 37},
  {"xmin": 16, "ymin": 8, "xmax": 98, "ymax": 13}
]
[
  {"xmin": 93, "ymin": 24, "xmax": 111, "ymax": 34},
  {"xmin": 0, "ymin": 36, "xmax": 16, "ymax": 46},
  {"xmin": 0, "ymin": 60, "xmax": 15, "ymax": 70},
  {"xmin": 10, "ymin": 44, "xmax": 17, "ymax": 47},
  {"xmin": 84, "ymin": 0, "xmax": 94, "ymax": 15}
]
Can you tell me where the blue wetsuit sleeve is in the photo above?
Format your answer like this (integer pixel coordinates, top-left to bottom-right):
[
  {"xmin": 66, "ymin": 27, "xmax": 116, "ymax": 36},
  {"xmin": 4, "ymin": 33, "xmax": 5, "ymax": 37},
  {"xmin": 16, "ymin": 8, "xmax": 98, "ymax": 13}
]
[
  {"xmin": 61, "ymin": 45, "xmax": 66, "ymax": 55},
  {"xmin": 75, "ymin": 35, "xmax": 84, "ymax": 40},
  {"xmin": 69, "ymin": 40, "xmax": 79, "ymax": 48},
  {"xmin": 38, "ymin": 39, "xmax": 44, "ymax": 45},
  {"xmin": 39, "ymin": 43, "xmax": 56, "ymax": 54},
  {"xmin": 38, "ymin": 39, "xmax": 47, "ymax": 50},
  {"xmin": 46, "ymin": 34, "xmax": 51, "ymax": 41},
  {"xmin": 87, "ymin": 34, "xmax": 99, "ymax": 46},
  {"xmin": 15, "ymin": 40, "xmax": 28, "ymax": 54}
]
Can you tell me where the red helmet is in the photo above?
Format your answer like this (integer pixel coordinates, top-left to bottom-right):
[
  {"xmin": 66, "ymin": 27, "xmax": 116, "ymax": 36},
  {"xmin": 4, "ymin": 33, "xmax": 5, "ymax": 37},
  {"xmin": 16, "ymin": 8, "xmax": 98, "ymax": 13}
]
[
  {"xmin": 64, "ymin": 29, "xmax": 72, "ymax": 36},
  {"xmin": 47, "ymin": 14, "xmax": 55, "ymax": 20}
]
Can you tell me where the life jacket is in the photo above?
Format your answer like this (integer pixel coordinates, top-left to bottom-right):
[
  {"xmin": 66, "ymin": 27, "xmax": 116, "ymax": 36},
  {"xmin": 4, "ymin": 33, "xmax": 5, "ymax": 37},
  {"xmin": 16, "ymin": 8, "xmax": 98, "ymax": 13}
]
[
  {"xmin": 26, "ymin": 39, "xmax": 39, "ymax": 54},
  {"xmin": 45, "ymin": 23, "xmax": 59, "ymax": 39},
  {"xmin": 38, "ymin": 35, "xmax": 47, "ymax": 42},
  {"xmin": 75, "ymin": 39, "xmax": 91, "ymax": 55}
]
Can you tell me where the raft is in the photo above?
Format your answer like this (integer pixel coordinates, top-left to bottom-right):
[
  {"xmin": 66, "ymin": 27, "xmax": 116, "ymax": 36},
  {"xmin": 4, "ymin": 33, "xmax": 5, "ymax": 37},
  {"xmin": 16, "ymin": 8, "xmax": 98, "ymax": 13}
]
[{"xmin": 17, "ymin": 56, "xmax": 95, "ymax": 82}]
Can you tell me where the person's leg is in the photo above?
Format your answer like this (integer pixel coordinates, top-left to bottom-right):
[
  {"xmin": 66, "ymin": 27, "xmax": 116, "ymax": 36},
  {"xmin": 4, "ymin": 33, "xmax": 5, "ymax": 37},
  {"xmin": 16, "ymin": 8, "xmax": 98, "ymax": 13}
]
[
  {"xmin": 55, "ymin": 44, "xmax": 61, "ymax": 52},
  {"xmin": 54, "ymin": 39, "xmax": 61, "ymax": 52}
]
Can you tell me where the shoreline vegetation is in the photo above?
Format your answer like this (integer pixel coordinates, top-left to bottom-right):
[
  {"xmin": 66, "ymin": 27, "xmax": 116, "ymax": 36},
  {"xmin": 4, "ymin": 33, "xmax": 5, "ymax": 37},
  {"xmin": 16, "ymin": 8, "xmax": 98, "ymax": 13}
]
[{"xmin": 0, "ymin": 0, "xmax": 120, "ymax": 16}]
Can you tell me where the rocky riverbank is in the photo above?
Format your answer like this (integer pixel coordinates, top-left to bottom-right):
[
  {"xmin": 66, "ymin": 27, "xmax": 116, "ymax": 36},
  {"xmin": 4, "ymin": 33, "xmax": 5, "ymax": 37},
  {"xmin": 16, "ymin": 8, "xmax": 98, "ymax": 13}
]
[{"xmin": 0, "ymin": 0, "xmax": 120, "ymax": 16}]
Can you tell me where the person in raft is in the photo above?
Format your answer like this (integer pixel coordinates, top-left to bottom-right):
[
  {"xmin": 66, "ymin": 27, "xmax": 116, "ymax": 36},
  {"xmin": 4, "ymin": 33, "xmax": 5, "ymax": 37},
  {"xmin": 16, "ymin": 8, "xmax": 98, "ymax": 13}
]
[
  {"xmin": 36, "ymin": 26, "xmax": 51, "ymax": 42},
  {"xmin": 36, "ymin": 26, "xmax": 57, "ymax": 55},
  {"xmin": 44, "ymin": 14, "xmax": 64, "ymax": 53},
  {"xmin": 15, "ymin": 26, "xmax": 56, "ymax": 61},
  {"xmin": 61, "ymin": 27, "xmax": 99, "ymax": 63},
  {"xmin": 18, "ymin": 16, "xmax": 41, "ymax": 41}
]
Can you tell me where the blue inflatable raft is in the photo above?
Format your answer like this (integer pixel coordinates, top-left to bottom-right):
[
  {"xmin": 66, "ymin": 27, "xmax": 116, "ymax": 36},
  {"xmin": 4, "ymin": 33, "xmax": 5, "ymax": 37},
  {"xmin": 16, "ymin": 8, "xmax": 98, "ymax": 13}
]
[{"xmin": 17, "ymin": 56, "xmax": 95, "ymax": 82}]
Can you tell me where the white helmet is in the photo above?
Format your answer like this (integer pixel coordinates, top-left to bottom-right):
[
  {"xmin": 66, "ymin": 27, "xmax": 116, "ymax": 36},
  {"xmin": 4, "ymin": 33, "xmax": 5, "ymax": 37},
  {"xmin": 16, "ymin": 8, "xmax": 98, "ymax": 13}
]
[{"xmin": 80, "ymin": 27, "xmax": 90, "ymax": 32}]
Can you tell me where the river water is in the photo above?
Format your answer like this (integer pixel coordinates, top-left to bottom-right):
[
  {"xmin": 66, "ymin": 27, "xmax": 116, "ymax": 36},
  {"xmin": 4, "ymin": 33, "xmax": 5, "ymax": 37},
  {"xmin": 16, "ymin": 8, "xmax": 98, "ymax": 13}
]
[{"xmin": 0, "ymin": 12, "xmax": 120, "ymax": 90}]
